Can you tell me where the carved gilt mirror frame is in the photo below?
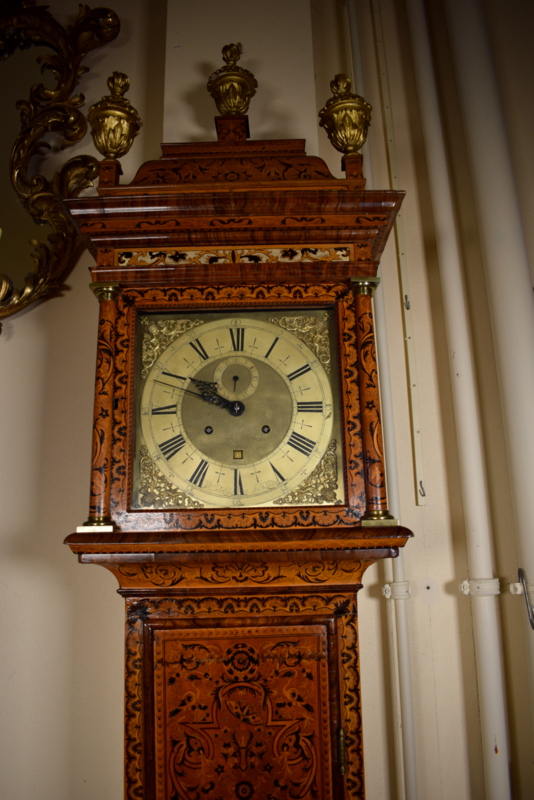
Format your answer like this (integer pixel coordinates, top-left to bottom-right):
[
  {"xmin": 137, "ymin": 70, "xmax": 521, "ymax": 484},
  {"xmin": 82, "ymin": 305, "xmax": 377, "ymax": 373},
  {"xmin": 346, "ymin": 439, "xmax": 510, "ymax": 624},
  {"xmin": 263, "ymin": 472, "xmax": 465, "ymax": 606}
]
[{"xmin": 0, "ymin": 1, "xmax": 120, "ymax": 326}]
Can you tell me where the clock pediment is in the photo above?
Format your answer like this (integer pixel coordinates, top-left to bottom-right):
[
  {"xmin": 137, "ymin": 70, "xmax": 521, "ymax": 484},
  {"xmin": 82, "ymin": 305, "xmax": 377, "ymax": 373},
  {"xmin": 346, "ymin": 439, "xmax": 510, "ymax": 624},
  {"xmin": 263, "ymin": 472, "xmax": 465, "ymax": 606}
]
[{"xmin": 66, "ymin": 135, "xmax": 402, "ymax": 265}]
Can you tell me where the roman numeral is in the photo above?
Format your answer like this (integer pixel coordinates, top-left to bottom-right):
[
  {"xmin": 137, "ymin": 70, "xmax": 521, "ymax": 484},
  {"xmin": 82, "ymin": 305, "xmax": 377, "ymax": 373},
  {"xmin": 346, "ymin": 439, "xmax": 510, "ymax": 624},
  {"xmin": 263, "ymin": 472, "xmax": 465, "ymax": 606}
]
[
  {"xmin": 158, "ymin": 434, "xmax": 186, "ymax": 460},
  {"xmin": 189, "ymin": 339, "xmax": 209, "ymax": 360},
  {"xmin": 189, "ymin": 459, "xmax": 209, "ymax": 487},
  {"xmin": 287, "ymin": 364, "xmax": 312, "ymax": 381},
  {"xmin": 234, "ymin": 469, "xmax": 244, "ymax": 495},
  {"xmin": 230, "ymin": 327, "xmax": 245, "ymax": 351},
  {"xmin": 270, "ymin": 462, "xmax": 286, "ymax": 482},
  {"xmin": 264, "ymin": 337, "xmax": 279, "ymax": 359},
  {"xmin": 161, "ymin": 370, "xmax": 187, "ymax": 381},
  {"xmin": 151, "ymin": 404, "xmax": 177, "ymax": 415},
  {"xmin": 297, "ymin": 401, "xmax": 323, "ymax": 413},
  {"xmin": 287, "ymin": 431, "xmax": 316, "ymax": 456}
]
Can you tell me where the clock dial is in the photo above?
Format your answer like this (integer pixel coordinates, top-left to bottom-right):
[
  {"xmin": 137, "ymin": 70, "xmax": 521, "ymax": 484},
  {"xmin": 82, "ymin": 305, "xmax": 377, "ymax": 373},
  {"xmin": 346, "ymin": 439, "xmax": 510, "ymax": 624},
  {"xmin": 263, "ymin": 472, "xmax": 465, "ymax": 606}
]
[{"xmin": 139, "ymin": 316, "xmax": 335, "ymax": 508}]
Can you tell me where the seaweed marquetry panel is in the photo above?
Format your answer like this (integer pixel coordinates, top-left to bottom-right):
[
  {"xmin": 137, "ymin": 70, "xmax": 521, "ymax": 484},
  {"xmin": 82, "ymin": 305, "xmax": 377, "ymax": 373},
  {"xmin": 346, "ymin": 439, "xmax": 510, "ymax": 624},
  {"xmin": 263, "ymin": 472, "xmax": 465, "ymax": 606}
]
[{"xmin": 154, "ymin": 626, "xmax": 334, "ymax": 800}]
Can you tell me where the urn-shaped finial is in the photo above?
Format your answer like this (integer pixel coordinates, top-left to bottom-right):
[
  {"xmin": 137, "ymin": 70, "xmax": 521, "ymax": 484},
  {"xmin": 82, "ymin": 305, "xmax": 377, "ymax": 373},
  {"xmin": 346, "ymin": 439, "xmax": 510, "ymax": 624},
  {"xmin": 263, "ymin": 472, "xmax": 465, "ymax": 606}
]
[
  {"xmin": 207, "ymin": 43, "xmax": 258, "ymax": 116},
  {"xmin": 88, "ymin": 72, "xmax": 142, "ymax": 160},
  {"xmin": 318, "ymin": 74, "xmax": 372, "ymax": 155}
]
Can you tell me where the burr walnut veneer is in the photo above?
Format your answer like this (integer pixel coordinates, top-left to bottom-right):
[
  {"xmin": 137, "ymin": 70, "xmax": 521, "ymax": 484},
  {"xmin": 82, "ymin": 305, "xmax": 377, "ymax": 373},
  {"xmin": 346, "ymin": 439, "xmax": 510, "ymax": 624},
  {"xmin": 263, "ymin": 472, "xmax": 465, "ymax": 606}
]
[{"xmin": 65, "ymin": 118, "xmax": 411, "ymax": 800}]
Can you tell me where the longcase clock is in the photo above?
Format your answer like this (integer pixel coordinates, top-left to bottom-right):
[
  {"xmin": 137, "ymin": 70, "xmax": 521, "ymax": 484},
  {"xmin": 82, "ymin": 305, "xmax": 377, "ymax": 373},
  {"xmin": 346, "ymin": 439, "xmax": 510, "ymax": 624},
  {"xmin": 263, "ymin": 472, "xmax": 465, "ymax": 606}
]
[{"xmin": 65, "ymin": 50, "xmax": 412, "ymax": 800}]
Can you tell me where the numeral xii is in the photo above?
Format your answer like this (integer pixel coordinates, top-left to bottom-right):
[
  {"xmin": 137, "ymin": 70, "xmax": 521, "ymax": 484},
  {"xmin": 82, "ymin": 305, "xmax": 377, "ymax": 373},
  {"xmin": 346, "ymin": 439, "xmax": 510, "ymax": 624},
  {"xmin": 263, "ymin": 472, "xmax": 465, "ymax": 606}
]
[{"xmin": 230, "ymin": 327, "xmax": 245, "ymax": 351}]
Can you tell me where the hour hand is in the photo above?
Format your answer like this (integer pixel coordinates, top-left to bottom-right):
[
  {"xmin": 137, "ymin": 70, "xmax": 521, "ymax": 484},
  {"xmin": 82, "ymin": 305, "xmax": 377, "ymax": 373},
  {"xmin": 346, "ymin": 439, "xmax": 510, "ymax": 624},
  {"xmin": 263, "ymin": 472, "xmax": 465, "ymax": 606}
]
[
  {"xmin": 190, "ymin": 378, "xmax": 231, "ymax": 409},
  {"xmin": 190, "ymin": 378, "xmax": 245, "ymax": 417}
]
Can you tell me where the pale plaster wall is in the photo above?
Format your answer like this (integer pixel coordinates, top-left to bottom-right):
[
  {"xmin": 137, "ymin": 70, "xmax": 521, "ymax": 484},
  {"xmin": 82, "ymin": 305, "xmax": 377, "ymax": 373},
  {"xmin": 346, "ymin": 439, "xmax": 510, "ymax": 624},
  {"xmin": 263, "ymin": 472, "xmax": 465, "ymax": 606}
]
[
  {"xmin": 163, "ymin": 0, "xmax": 319, "ymax": 155},
  {"xmin": 354, "ymin": 3, "xmax": 481, "ymax": 796},
  {"xmin": 0, "ymin": 0, "xmax": 532, "ymax": 798}
]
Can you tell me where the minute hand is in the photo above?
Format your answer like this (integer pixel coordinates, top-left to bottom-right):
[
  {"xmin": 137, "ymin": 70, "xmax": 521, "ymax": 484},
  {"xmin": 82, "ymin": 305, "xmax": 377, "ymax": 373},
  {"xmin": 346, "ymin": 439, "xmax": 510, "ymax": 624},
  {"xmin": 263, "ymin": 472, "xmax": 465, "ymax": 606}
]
[
  {"xmin": 153, "ymin": 379, "xmax": 212, "ymax": 402},
  {"xmin": 154, "ymin": 378, "xmax": 232, "ymax": 408}
]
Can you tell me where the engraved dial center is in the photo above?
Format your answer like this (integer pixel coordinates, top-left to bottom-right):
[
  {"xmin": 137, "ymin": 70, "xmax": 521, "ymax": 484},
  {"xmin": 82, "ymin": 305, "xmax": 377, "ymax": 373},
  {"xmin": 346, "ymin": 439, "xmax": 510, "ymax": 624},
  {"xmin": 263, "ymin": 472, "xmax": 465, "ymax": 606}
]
[{"xmin": 182, "ymin": 358, "xmax": 292, "ymax": 466}]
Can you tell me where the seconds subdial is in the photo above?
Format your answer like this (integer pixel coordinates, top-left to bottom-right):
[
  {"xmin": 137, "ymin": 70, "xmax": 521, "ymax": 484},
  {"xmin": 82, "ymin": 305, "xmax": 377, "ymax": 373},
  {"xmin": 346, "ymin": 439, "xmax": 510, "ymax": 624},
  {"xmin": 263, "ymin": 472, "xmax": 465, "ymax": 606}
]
[{"xmin": 213, "ymin": 357, "xmax": 259, "ymax": 401}]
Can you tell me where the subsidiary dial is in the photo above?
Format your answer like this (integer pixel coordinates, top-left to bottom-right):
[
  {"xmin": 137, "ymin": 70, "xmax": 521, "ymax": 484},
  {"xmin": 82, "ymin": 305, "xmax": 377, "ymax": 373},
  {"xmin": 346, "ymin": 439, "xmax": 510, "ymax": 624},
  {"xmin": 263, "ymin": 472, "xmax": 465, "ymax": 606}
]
[{"xmin": 213, "ymin": 356, "xmax": 259, "ymax": 400}]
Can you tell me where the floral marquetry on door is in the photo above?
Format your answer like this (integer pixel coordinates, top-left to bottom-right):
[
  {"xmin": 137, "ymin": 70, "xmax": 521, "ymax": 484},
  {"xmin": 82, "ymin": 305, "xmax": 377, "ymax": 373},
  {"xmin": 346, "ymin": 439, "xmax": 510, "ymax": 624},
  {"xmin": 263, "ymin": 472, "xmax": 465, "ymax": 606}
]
[{"xmin": 155, "ymin": 627, "xmax": 334, "ymax": 799}]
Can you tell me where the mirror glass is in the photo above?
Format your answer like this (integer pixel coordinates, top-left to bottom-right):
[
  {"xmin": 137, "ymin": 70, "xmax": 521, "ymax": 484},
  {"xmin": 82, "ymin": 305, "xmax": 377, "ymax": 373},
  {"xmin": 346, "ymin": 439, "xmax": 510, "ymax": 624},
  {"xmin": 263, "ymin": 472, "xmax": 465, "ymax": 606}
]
[{"xmin": 0, "ymin": 45, "xmax": 55, "ymax": 295}]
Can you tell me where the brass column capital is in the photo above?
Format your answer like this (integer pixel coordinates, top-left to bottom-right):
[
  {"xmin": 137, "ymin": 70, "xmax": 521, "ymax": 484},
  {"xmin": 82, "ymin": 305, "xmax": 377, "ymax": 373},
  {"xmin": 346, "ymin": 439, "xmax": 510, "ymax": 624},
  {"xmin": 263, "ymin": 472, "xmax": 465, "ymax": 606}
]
[
  {"xmin": 351, "ymin": 277, "xmax": 380, "ymax": 296},
  {"xmin": 90, "ymin": 281, "xmax": 120, "ymax": 302}
]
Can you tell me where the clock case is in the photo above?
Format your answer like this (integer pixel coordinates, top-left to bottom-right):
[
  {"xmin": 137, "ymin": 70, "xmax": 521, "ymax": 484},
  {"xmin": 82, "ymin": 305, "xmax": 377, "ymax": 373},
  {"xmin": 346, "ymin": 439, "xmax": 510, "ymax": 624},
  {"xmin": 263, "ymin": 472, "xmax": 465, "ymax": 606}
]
[{"xmin": 64, "ymin": 116, "xmax": 413, "ymax": 800}]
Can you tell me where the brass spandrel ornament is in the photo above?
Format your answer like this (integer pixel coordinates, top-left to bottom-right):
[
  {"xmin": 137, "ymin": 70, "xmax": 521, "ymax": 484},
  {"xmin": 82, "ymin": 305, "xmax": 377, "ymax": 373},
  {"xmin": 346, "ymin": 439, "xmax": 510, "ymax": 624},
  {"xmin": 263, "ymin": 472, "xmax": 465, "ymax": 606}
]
[
  {"xmin": 140, "ymin": 316, "xmax": 204, "ymax": 378},
  {"xmin": 273, "ymin": 439, "xmax": 340, "ymax": 506},
  {"xmin": 207, "ymin": 43, "xmax": 257, "ymax": 116},
  {"xmin": 318, "ymin": 74, "xmax": 372, "ymax": 155},
  {"xmin": 88, "ymin": 71, "xmax": 142, "ymax": 159},
  {"xmin": 137, "ymin": 446, "xmax": 204, "ymax": 510},
  {"xmin": 268, "ymin": 313, "xmax": 331, "ymax": 374}
]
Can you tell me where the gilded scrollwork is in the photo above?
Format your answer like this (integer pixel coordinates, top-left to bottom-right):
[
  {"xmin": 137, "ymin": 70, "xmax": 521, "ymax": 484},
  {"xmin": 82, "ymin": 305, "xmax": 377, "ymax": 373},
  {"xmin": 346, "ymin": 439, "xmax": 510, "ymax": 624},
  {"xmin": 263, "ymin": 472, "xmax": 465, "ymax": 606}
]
[
  {"xmin": 274, "ymin": 439, "xmax": 339, "ymax": 506},
  {"xmin": 137, "ymin": 445, "xmax": 204, "ymax": 509},
  {"xmin": 0, "ymin": 3, "xmax": 120, "ymax": 325},
  {"xmin": 140, "ymin": 316, "xmax": 204, "ymax": 377},
  {"xmin": 268, "ymin": 312, "xmax": 331, "ymax": 372}
]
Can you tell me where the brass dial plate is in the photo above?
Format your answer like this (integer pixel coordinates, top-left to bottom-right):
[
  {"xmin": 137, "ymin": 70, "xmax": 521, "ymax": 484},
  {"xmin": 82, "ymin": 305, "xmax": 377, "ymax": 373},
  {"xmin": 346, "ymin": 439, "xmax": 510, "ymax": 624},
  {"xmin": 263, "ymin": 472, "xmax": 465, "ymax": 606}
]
[{"xmin": 138, "ymin": 315, "xmax": 338, "ymax": 508}]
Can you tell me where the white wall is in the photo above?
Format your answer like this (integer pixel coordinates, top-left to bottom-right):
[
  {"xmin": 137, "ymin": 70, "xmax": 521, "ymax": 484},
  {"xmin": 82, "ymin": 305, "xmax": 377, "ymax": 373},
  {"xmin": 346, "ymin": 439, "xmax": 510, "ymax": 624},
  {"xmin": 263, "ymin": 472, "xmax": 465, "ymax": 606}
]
[{"xmin": 1, "ymin": 1, "xmax": 532, "ymax": 798}]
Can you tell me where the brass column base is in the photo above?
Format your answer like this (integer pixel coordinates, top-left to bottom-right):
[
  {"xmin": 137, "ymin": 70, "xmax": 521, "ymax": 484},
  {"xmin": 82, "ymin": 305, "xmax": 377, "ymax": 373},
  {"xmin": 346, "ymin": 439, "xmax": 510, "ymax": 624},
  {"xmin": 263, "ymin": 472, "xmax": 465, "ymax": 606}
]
[{"xmin": 361, "ymin": 510, "xmax": 399, "ymax": 527}]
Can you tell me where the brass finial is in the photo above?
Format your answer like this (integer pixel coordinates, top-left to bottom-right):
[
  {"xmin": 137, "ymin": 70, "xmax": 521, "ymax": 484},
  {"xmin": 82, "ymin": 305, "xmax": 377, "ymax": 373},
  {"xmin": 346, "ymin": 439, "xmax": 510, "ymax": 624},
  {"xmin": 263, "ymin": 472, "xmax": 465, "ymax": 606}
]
[
  {"xmin": 318, "ymin": 74, "xmax": 372, "ymax": 155},
  {"xmin": 207, "ymin": 43, "xmax": 258, "ymax": 116},
  {"xmin": 88, "ymin": 72, "xmax": 142, "ymax": 160}
]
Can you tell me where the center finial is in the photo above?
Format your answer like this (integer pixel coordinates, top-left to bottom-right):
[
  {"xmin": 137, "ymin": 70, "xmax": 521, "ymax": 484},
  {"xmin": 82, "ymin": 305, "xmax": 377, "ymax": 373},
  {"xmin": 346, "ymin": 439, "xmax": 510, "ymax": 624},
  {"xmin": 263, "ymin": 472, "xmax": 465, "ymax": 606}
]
[{"xmin": 207, "ymin": 43, "xmax": 258, "ymax": 116}]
